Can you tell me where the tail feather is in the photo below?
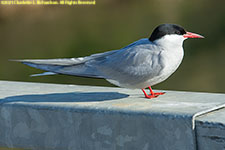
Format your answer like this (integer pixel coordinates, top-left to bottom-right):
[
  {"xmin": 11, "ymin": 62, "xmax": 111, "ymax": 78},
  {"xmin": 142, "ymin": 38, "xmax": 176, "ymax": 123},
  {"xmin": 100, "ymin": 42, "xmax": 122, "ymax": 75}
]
[
  {"xmin": 12, "ymin": 50, "xmax": 118, "ymax": 79},
  {"xmin": 13, "ymin": 58, "xmax": 86, "ymax": 66},
  {"xmin": 30, "ymin": 72, "xmax": 57, "ymax": 77},
  {"xmin": 18, "ymin": 59, "xmax": 104, "ymax": 79}
]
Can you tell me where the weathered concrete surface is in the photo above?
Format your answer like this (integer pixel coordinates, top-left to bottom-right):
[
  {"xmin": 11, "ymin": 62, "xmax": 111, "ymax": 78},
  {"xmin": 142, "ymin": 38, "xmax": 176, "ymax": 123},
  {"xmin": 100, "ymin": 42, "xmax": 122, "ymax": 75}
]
[
  {"xmin": 0, "ymin": 80, "xmax": 225, "ymax": 150},
  {"xmin": 196, "ymin": 108, "xmax": 225, "ymax": 150}
]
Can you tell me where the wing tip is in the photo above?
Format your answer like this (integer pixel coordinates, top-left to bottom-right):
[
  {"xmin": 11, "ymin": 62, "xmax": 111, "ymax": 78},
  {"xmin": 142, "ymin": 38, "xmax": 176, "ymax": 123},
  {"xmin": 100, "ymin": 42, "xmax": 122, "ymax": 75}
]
[
  {"xmin": 9, "ymin": 59, "xmax": 23, "ymax": 62},
  {"xmin": 9, "ymin": 59, "xmax": 32, "ymax": 63},
  {"xmin": 30, "ymin": 72, "xmax": 57, "ymax": 77}
]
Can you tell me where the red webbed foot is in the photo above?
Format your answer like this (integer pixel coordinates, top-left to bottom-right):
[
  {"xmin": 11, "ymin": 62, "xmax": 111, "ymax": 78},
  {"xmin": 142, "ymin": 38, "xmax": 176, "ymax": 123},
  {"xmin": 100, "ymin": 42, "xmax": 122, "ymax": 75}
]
[
  {"xmin": 153, "ymin": 92, "xmax": 165, "ymax": 96},
  {"xmin": 142, "ymin": 89, "xmax": 159, "ymax": 99},
  {"xmin": 141, "ymin": 87, "xmax": 165, "ymax": 99}
]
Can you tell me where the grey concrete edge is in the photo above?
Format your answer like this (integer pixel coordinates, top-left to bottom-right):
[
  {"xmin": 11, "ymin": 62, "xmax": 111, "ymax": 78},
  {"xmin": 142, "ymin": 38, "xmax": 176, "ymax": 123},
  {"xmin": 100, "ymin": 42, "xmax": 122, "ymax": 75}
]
[
  {"xmin": 191, "ymin": 104, "xmax": 225, "ymax": 150},
  {"xmin": 192, "ymin": 104, "xmax": 225, "ymax": 130}
]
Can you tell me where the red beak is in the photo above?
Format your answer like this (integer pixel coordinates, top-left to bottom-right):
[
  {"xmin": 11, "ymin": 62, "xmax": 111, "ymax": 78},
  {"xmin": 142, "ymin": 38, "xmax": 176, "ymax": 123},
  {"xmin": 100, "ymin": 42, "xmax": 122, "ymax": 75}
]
[{"xmin": 183, "ymin": 32, "xmax": 204, "ymax": 38}]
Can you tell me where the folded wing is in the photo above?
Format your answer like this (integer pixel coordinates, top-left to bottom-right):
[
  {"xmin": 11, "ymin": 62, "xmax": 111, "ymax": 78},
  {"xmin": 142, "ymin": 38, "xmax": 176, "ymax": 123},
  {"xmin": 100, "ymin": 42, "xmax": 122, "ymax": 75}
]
[
  {"xmin": 14, "ymin": 39, "xmax": 164, "ymax": 88},
  {"xmin": 14, "ymin": 50, "xmax": 118, "ymax": 78}
]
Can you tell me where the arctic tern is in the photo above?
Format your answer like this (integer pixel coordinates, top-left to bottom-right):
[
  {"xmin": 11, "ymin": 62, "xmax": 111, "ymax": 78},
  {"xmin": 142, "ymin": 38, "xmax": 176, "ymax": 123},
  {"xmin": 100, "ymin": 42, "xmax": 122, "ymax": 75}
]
[{"xmin": 15, "ymin": 24, "xmax": 204, "ymax": 99}]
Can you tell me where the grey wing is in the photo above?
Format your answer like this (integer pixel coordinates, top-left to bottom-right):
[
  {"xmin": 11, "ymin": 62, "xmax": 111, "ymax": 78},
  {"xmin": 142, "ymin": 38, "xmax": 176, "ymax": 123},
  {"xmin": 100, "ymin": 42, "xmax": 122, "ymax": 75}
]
[
  {"xmin": 15, "ymin": 39, "xmax": 163, "ymax": 84},
  {"xmin": 94, "ymin": 44, "xmax": 164, "ymax": 86},
  {"xmin": 14, "ymin": 49, "xmax": 119, "ymax": 78}
]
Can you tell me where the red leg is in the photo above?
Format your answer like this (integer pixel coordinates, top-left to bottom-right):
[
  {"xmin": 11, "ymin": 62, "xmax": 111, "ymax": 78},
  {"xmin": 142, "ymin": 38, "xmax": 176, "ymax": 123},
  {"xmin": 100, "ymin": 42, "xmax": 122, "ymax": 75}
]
[
  {"xmin": 148, "ymin": 86, "xmax": 154, "ymax": 95},
  {"xmin": 141, "ymin": 87, "xmax": 165, "ymax": 99},
  {"xmin": 142, "ymin": 89, "xmax": 158, "ymax": 99},
  {"xmin": 148, "ymin": 86, "xmax": 165, "ymax": 96}
]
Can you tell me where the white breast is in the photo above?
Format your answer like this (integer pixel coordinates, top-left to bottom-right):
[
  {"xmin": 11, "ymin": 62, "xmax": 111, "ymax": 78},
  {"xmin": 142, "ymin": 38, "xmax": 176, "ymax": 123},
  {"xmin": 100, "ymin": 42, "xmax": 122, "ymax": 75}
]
[
  {"xmin": 156, "ymin": 47, "xmax": 184, "ymax": 83},
  {"xmin": 135, "ymin": 34, "xmax": 185, "ymax": 88},
  {"xmin": 106, "ymin": 35, "xmax": 186, "ymax": 89}
]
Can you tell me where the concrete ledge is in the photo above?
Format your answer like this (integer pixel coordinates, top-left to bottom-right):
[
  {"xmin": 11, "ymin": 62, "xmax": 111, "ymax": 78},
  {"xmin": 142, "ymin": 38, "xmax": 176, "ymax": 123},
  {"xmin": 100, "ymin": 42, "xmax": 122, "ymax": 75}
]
[
  {"xmin": 0, "ymin": 80, "xmax": 225, "ymax": 150},
  {"xmin": 196, "ymin": 108, "xmax": 225, "ymax": 150}
]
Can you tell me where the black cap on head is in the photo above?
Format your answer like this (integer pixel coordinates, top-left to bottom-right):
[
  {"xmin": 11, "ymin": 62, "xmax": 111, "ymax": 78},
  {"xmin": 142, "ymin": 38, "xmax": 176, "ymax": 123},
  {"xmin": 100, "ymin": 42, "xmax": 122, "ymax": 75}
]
[{"xmin": 149, "ymin": 24, "xmax": 186, "ymax": 42}]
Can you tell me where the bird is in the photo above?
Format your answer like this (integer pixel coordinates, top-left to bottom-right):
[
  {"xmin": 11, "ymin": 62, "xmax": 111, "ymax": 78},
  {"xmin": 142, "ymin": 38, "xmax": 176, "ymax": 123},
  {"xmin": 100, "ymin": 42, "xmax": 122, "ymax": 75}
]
[{"xmin": 14, "ymin": 24, "xmax": 204, "ymax": 99}]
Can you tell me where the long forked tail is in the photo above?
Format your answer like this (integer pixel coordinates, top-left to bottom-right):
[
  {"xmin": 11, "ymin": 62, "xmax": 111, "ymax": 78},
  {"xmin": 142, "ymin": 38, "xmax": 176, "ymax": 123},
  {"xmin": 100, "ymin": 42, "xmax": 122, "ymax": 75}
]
[
  {"xmin": 30, "ymin": 72, "xmax": 57, "ymax": 77},
  {"xmin": 12, "ymin": 58, "xmax": 104, "ymax": 78}
]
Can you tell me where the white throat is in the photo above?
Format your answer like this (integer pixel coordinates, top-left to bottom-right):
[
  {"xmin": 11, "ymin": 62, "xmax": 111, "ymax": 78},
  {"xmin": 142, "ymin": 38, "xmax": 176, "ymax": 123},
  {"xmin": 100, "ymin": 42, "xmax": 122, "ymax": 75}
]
[{"xmin": 153, "ymin": 34, "xmax": 186, "ymax": 49}]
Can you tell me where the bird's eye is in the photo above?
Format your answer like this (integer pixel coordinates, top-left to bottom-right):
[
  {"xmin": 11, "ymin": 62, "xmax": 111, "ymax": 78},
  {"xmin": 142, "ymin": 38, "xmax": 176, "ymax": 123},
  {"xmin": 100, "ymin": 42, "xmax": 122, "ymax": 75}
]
[{"xmin": 175, "ymin": 31, "xmax": 181, "ymax": 35}]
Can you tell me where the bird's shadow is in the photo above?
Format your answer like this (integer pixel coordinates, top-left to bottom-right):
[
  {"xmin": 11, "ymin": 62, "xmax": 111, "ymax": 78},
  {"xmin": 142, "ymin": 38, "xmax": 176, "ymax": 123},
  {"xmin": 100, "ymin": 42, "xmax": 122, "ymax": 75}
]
[{"xmin": 0, "ymin": 92, "xmax": 129, "ymax": 104}]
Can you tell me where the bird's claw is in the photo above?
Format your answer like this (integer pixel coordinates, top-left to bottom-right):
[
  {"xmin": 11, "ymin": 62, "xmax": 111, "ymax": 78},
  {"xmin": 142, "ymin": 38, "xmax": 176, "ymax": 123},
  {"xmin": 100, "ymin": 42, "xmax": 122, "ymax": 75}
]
[
  {"xmin": 152, "ymin": 92, "xmax": 165, "ymax": 96},
  {"xmin": 142, "ymin": 87, "xmax": 165, "ymax": 99},
  {"xmin": 145, "ymin": 94, "xmax": 159, "ymax": 99}
]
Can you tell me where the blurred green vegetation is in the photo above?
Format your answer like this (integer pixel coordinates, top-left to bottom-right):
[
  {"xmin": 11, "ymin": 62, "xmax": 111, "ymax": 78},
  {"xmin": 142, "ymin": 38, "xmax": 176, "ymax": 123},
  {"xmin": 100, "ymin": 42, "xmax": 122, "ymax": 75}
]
[
  {"xmin": 0, "ymin": 0, "xmax": 224, "ymax": 93},
  {"xmin": 0, "ymin": 148, "xmax": 28, "ymax": 150}
]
